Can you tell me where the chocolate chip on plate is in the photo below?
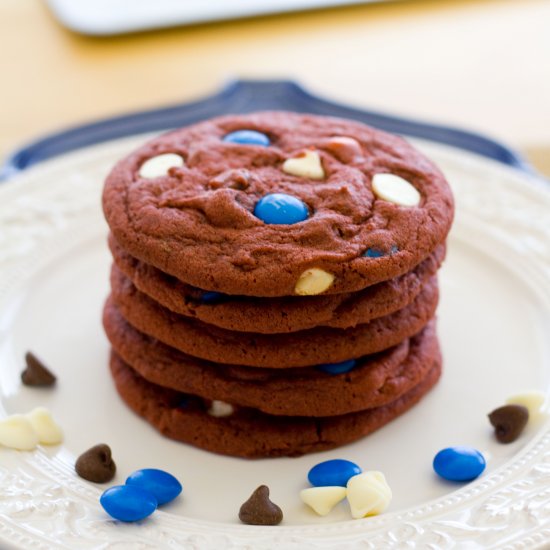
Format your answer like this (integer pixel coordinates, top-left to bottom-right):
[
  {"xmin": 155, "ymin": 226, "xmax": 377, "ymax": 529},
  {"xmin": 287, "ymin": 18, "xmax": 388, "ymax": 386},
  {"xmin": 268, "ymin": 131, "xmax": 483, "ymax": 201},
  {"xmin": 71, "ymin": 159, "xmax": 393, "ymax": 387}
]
[
  {"xmin": 75, "ymin": 444, "xmax": 116, "ymax": 483},
  {"xmin": 488, "ymin": 404, "xmax": 529, "ymax": 443},
  {"xmin": 238, "ymin": 485, "xmax": 283, "ymax": 525},
  {"xmin": 21, "ymin": 352, "xmax": 56, "ymax": 387}
]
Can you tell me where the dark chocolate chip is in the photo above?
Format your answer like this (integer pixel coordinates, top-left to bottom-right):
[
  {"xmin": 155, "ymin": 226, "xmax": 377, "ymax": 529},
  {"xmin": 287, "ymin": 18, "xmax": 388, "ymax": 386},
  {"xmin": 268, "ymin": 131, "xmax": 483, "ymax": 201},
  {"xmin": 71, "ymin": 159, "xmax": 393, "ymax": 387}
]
[
  {"xmin": 75, "ymin": 444, "xmax": 116, "ymax": 483},
  {"xmin": 488, "ymin": 404, "xmax": 529, "ymax": 443},
  {"xmin": 21, "ymin": 352, "xmax": 56, "ymax": 387},
  {"xmin": 238, "ymin": 485, "xmax": 283, "ymax": 525}
]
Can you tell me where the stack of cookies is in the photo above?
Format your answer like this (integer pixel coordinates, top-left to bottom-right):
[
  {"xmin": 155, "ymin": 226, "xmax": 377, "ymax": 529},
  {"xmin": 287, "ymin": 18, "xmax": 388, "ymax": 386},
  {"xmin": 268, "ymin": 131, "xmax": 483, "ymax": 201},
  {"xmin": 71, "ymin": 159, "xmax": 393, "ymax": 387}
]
[{"xmin": 102, "ymin": 112, "xmax": 454, "ymax": 458}]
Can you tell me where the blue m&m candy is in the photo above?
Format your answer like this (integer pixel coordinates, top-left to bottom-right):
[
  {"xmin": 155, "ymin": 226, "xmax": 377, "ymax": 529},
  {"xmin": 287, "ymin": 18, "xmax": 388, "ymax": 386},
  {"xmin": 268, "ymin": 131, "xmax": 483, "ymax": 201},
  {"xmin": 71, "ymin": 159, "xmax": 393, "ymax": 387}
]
[
  {"xmin": 308, "ymin": 459, "xmax": 362, "ymax": 487},
  {"xmin": 317, "ymin": 359, "xmax": 357, "ymax": 375},
  {"xmin": 222, "ymin": 130, "xmax": 270, "ymax": 146},
  {"xmin": 364, "ymin": 248, "xmax": 384, "ymax": 258},
  {"xmin": 433, "ymin": 447, "xmax": 486, "ymax": 482},
  {"xmin": 200, "ymin": 291, "xmax": 226, "ymax": 304},
  {"xmin": 126, "ymin": 468, "xmax": 182, "ymax": 506},
  {"xmin": 100, "ymin": 485, "xmax": 157, "ymax": 522},
  {"xmin": 254, "ymin": 193, "xmax": 309, "ymax": 225},
  {"xmin": 364, "ymin": 246, "xmax": 399, "ymax": 258}
]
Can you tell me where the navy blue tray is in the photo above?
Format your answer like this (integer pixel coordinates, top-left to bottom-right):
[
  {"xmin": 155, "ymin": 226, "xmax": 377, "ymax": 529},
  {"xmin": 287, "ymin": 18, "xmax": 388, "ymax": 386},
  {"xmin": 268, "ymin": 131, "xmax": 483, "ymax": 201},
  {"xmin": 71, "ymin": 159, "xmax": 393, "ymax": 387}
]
[{"xmin": 0, "ymin": 79, "xmax": 534, "ymax": 181}]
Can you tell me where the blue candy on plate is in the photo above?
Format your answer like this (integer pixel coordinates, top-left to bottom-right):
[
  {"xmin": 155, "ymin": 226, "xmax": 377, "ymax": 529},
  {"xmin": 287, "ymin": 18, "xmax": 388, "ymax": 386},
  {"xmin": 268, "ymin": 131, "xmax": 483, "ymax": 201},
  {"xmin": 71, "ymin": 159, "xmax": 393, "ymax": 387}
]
[
  {"xmin": 433, "ymin": 447, "xmax": 486, "ymax": 482},
  {"xmin": 308, "ymin": 459, "xmax": 362, "ymax": 487},
  {"xmin": 100, "ymin": 485, "xmax": 157, "ymax": 522},
  {"xmin": 317, "ymin": 359, "xmax": 357, "ymax": 375},
  {"xmin": 126, "ymin": 468, "xmax": 182, "ymax": 506},
  {"xmin": 254, "ymin": 193, "xmax": 309, "ymax": 225},
  {"xmin": 222, "ymin": 130, "xmax": 270, "ymax": 146}
]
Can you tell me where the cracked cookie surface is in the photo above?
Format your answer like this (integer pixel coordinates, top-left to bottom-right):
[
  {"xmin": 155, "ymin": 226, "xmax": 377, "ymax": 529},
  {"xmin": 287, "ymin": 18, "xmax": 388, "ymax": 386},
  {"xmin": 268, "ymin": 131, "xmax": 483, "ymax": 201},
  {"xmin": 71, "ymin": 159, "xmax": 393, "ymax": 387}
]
[{"xmin": 102, "ymin": 112, "xmax": 454, "ymax": 297}]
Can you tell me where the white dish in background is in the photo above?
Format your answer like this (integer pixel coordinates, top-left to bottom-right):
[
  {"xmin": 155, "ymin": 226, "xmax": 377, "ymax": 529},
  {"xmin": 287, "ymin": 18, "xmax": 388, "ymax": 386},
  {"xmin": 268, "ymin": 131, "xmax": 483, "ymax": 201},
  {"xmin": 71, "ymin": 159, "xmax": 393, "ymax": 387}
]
[
  {"xmin": 0, "ymin": 135, "xmax": 549, "ymax": 548},
  {"xmin": 45, "ymin": 0, "xmax": 393, "ymax": 36}
]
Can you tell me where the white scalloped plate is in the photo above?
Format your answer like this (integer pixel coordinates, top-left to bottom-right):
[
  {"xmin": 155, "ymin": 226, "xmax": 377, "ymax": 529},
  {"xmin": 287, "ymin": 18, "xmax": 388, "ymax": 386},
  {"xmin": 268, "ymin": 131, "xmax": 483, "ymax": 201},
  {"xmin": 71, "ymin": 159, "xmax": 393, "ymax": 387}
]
[{"xmin": 0, "ymin": 136, "xmax": 549, "ymax": 549}]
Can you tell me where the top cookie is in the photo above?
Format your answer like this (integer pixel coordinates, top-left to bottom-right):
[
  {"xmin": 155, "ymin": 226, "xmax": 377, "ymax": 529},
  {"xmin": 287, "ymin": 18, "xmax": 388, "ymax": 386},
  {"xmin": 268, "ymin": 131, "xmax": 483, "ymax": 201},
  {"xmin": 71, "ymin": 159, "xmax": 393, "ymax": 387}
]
[{"xmin": 103, "ymin": 112, "xmax": 454, "ymax": 297}]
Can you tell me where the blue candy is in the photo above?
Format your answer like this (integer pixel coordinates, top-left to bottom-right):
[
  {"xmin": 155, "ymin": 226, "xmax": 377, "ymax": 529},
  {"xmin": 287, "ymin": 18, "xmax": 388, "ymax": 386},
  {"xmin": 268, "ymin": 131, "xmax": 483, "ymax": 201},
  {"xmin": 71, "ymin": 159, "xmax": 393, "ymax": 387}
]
[
  {"xmin": 200, "ymin": 291, "xmax": 225, "ymax": 304},
  {"xmin": 364, "ymin": 248, "xmax": 385, "ymax": 258},
  {"xmin": 364, "ymin": 246, "xmax": 399, "ymax": 258},
  {"xmin": 254, "ymin": 193, "xmax": 309, "ymax": 225},
  {"xmin": 317, "ymin": 359, "xmax": 357, "ymax": 375},
  {"xmin": 433, "ymin": 447, "xmax": 486, "ymax": 482},
  {"xmin": 222, "ymin": 130, "xmax": 270, "ymax": 146},
  {"xmin": 126, "ymin": 468, "xmax": 182, "ymax": 506},
  {"xmin": 100, "ymin": 485, "xmax": 157, "ymax": 522},
  {"xmin": 175, "ymin": 396, "xmax": 190, "ymax": 409},
  {"xmin": 308, "ymin": 459, "xmax": 362, "ymax": 487}
]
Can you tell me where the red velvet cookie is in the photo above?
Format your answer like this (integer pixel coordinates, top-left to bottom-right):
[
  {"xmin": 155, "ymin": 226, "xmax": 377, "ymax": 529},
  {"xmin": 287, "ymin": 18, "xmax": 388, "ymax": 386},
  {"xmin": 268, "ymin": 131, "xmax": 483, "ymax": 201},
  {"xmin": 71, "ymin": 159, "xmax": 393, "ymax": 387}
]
[
  {"xmin": 109, "ymin": 234, "xmax": 445, "ymax": 333},
  {"xmin": 109, "ymin": 352, "xmax": 442, "ymax": 458},
  {"xmin": 104, "ymin": 299, "xmax": 439, "ymax": 416},
  {"xmin": 102, "ymin": 112, "xmax": 454, "ymax": 297},
  {"xmin": 109, "ymin": 267, "xmax": 439, "ymax": 368}
]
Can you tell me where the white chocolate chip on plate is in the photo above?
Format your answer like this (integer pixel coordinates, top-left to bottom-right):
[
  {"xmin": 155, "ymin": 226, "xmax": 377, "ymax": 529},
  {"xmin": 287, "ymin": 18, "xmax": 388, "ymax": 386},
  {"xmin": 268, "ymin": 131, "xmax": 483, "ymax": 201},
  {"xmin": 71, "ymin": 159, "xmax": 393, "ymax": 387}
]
[
  {"xmin": 26, "ymin": 407, "xmax": 63, "ymax": 445},
  {"xmin": 282, "ymin": 151, "xmax": 325, "ymax": 180},
  {"xmin": 372, "ymin": 173, "xmax": 421, "ymax": 207},
  {"xmin": 295, "ymin": 268, "xmax": 334, "ymax": 296},
  {"xmin": 346, "ymin": 471, "xmax": 392, "ymax": 519},
  {"xmin": 300, "ymin": 486, "xmax": 347, "ymax": 516},
  {"xmin": 506, "ymin": 391, "xmax": 547, "ymax": 422},
  {"xmin": 0, "ymin": 414, "xmax": 39, "ymax": 451},
  {"xmin": 139, "ymin": 153, "xmax": 184, "ymax": 179}
]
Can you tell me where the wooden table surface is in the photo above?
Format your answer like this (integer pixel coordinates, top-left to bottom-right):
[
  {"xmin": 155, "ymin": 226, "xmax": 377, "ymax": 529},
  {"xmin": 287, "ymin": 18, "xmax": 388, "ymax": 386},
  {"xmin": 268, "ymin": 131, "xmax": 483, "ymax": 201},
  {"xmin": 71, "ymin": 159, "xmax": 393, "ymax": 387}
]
[{"xmin": 1, "ymin": 0, "xmax": 549, "ymax": 176}]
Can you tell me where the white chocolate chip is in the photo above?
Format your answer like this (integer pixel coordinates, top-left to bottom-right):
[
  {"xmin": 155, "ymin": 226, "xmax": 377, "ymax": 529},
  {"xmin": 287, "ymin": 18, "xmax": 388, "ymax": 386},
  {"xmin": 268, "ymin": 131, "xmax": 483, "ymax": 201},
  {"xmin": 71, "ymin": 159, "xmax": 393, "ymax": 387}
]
[
  {"xmin": 0, "ymin": 415, "xmax": 39, "ymax": 451},
  {"xmin": 327, "ymin": 136, "xmax": 361, "ymax": 149},
  {"xmin": 324, "ymin": 136, "xmax": 363, "ymax": 163},
  {"xmin": 139, "ymin": 153, "xmax": 184, "ymax": 178},
  {"xmin": 208, "ymin": 400, "xmax": 234, "ymax": 418},
  {"xmin": 506, "ymin": 391, "xmax": 547, "ymax": 422},
  {"xmin": 346, "ymin": 471, "xmax": 392, "ymax": 519},
  {"xmin": 295, "ymin": 268, "xmax": 334, "ymax": 296},
  {"xmin": 300, "ymin": 486, "xmax": 347, "ymax": 516},
  {"xmin": 26, "ymin": 407, "xmax": 63, "ymax": 445},
  {"xmin": 372, "ymin": 173, "xmax": 421, "ymax": 207},
  {"xmin": 282, "ymin": 151, "xmax": 325, "ymax": 180}
]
